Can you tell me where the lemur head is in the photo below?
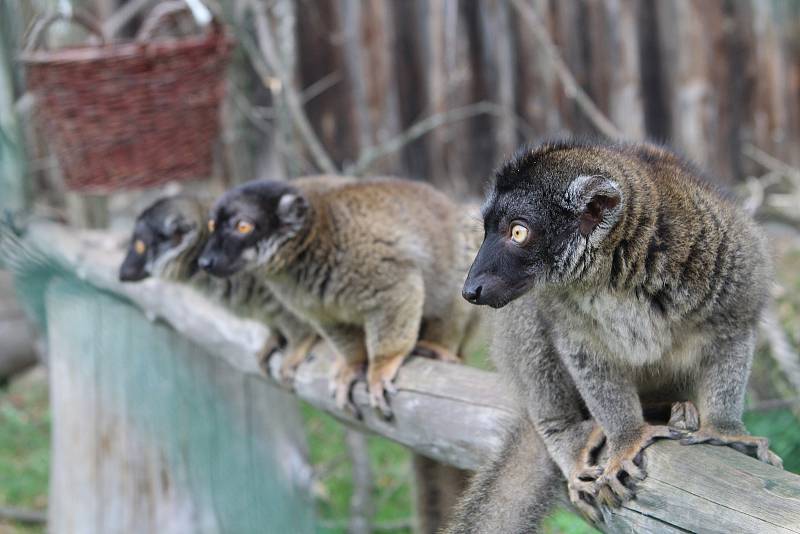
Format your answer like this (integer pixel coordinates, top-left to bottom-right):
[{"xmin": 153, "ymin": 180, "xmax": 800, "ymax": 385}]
[
  {"xmin": 199, "ymin": 180, "xmax": 309, "ymax": 278},
  {"xmin": 119, "ymin": 195, "xmax": 207, "ymax": 282},
  {"xmin": 463, "ymin": 140, "xmax": 625, "ymax": 308}
]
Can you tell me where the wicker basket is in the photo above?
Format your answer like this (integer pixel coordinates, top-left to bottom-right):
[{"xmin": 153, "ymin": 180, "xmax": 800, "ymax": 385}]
[{"xmin": 20, "ymin": 3, "xmax": 232, "ymax": 193}]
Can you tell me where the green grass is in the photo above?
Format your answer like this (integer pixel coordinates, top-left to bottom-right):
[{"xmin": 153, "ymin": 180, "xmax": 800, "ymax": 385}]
[
  {"xmin": 302, "ymin": 403, "xmax": 414, "ymax": 533},
  {"xmin": 0, "ymin": 370, "xmax": 49, "ymax": 534}
]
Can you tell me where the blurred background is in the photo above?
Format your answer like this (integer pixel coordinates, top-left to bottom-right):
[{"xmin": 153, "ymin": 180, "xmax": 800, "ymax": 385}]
[{"xmin": 1, "ymin": 1, "xmax": 799, "ymax": 533}]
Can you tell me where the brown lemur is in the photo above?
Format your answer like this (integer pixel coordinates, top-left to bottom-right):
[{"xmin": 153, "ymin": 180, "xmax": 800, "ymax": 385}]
[
  {"xmin": 118, "ymin": 193, "xmax": 319, "ymax": 382},
  {"xmin": 449, "ymin": 139, "xmax": 781, "ymax": 528},
  {"xmin": 197, "ymin": 176, "xmax": 482, "ymax": 420}
]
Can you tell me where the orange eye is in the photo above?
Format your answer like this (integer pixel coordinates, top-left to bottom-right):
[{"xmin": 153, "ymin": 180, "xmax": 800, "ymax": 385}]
[
  {"xmin": 207, "ymin": 219, "xmax": 215, "ymax": 233},
  {"xmin": 510, "ymin": 223, "xmax": 529, "ymax": 244},
  {"xmin": 236, "ymin": 220, "xmax": 254, "ymax": 235},
  {"xmin": 134, "ymin": 239, "xmax": 146, "ymax": 255}
]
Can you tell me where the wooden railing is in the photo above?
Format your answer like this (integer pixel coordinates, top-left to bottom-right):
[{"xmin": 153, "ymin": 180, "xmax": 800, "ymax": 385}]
[{"xmin": 3, "ymin": 221, "xmax": 800, "ymax": 534}]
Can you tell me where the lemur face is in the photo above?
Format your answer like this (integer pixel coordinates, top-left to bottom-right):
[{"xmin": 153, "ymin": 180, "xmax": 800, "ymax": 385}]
[
  {"xmin": 119, "ymin": 197, "xmax": 202, "ymax": 282},
  {"xmin": 462, "ymin": 144, "xmax": 622, "ymax": 308},
  {"xmin": 199, "ymin": 180, "xmax": 309, "ymax": 278}
]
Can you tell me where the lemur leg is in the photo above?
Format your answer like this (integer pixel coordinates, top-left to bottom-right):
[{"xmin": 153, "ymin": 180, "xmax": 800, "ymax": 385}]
[
  {"xmin": 364, "ymin": 275, "xmax": 425, "ymax": 420},
  {"xmin": 278, "ymin": 334, "xmax": 318, "ymax": 385},
  {"xmin": 562, "ymin": 349, "xmax": 683, "ymax": 508},
  {"xmin": 273, "ymin": 313, "xmax": 319, "ymax": 384},
  {"xmin": 416, "ymin": 299, "xmax": 474, "ymax": 362},
  {"xmin": 494, "ymin": 310, "xmax": 601, "ymax": 522},
  {"xmin": 320, "ymin": 324, "xmax": 368, "ymax": 419},
  {"xmin": 681, "ymin": 331, "xmax": 783, "ymax": 467}
]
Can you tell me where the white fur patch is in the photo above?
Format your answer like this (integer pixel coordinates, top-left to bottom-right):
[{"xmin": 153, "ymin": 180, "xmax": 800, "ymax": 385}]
[{"xmin": 566, "ymin": 291, "xmax": 706, "ymax": 373}]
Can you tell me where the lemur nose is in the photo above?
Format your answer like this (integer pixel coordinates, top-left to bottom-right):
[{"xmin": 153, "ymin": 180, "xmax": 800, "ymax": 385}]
[
  {"xmin": 198, "ymin": 255, "xmax": 214, "ymax": 271},
  {"xmin": 462, "ymin": 284, "xmax": 482, "ymax": 303}
]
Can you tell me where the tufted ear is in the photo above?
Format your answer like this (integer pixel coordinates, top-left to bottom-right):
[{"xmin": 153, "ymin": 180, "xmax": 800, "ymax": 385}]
[
  {"xmin": 566, "ymin": 175, "xmax": 622, "ymax": 237},
  {"xmin": 277, "ymin": 192, "xmax": 309, "ymax": 229}
]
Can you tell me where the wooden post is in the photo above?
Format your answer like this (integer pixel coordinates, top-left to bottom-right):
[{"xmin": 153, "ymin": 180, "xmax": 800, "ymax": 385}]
[
  {"xmin": 0, "ymin": 0, "xmax": 28, "ymax": 213},
  {"xmin": 44, "ymin": 277, "xmax": 316, "ymax": 533}
]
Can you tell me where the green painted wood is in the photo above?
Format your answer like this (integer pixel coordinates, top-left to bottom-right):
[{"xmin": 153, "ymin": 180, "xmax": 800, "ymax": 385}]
[{"xmin": 45, "ymin": 277, "xmax": 315, "ymax": 534}]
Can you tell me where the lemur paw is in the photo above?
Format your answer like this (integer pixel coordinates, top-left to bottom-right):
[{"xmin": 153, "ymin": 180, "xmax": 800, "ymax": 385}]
[
  {"xmin": 412, "ymin": 340, "xmax": 461, "ymax": 363},
  {"xmin": 367, "ymin": 353, "xmax": 408, "ymax": 420},
  {"xmin": 568, "ymin": 424, "xmax": 606, "ymax": 523},
  {"xmin": 680, "ymin": 427, "xmax": 783, "ymax": 468},
  {"xmin": 668, "ymin": 401, "xmax": 700, "ymax": 432},
  {"xmin": 594, "ymin": 424, "xmax": 682, "ymax": 507},
  {"xmin": 329, "ymin": 359, "xmax": 364, "ymax": 420},
  {"xmin": 257, "ymin": 335, "xmax": 284, "ymax": 377},
  {"xmin": 568, "ymin": 465, "xmax": 604, "ymax": 524},
  {"xmin": 277, "ymin": 336, "xmax": 318, "ymax": 389}
]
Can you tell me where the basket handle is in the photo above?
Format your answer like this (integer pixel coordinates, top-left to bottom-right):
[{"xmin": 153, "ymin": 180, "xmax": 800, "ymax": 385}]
[
  {"xmin": 23, "ymin": 9, "xmax": 105, "ymax": 52},
  {"xmin": 135, "ymin": 1, "xmax": 221, "ymax": 43}
]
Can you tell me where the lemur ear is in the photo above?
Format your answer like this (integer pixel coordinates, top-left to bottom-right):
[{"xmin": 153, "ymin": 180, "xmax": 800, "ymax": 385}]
[
  {"xmin": 163, "ymin": 215, "xmax": 194, "ymax": 237},
  {"xmin": 277, "ymin": 192, "xmax": 309, "ymax": 229},
  {"xmin": 566, "ymin": 175, "xmax": 622, "ymax": 237}
]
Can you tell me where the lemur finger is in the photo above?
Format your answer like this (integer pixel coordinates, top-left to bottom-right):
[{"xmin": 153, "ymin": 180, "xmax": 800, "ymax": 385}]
[
  {"xmin": 646, "ymin": 424, "xmax": 685, "ymax": 443},
  {"xmin": 762, "ymin": 450, "xmax": 784, "ymax": 469},
  {"xmin": 575, "ymin": 466, "xmax": 603, "ymax": 481},
  {"xmin": 620, "ymin": 459, "xmax": 645, "ymax": 481},
  {"xmin": 601, "ymin": 473, "xmax": 633, "ymax": 502},
  {"xmin": 382, "ymin": 378, "xmax": 398, "ymax": 396},
  {"xmin": 595, "ymin": 485, "xmax": 622, "ymax": 508}
]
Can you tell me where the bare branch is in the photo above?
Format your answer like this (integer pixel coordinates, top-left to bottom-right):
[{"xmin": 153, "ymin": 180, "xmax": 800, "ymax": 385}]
[
  {"xmin": 302, "ymin": 72, "xmax": 342, "ymax": 105},
  {"xmin": 248, "ymin": 0, "xmax": 338, "ymax": 174},
  {"xmin": 509, "ymin": 0, "xmax": 623, "ymax": 139},
  {"xmin": 746, "ymin": 396, "xmax": 800, "ymax": 413},
  {"xmin": 345, "ymin": 101, "xmax": 529, "ymax": 176},
  {"xmin": 102, "ymin": 0, "xmax": 157, "ymax": 38},
  {"xmin": 743, "ymin": 143, "xmax": 800, "ymax": 184}
]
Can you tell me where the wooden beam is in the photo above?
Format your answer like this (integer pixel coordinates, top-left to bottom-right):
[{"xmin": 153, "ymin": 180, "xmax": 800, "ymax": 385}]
[{"xmin": 5, "ymin": 221, "xmax": 800, "ymax": 534}]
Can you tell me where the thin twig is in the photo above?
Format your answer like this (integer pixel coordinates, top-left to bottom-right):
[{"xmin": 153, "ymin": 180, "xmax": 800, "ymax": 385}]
[
  {"xmin": 346, "ymin": 101, "xmax": 520, "ymax": 176},
  {"xmin": 508, "ymin": 0, "xmax": 623, "ymax": 139},
  {"xmin": 761, "ymin": 307, "xmax": 800, "ymax": 395},
  {"xmin": 102, "ymin": 0, "xmax": 156, "ymax": 38},
  {"xmin": 249, "ymin": 0, "xmax": 338, "ymax": 174},
  {"xmin": 743, "ymin": 143, "xmax": 800, "ymax": 183},
  {"xmin": 746, "ymin": 396, "xmax": 800, "ymax": 413},
  {"xmin": 0, "ymin": 506, "xmax": 47, "ymax": 525},
  {"xmin": 302, "ymin": 72, "xmax": 342, "ymax": 105}
]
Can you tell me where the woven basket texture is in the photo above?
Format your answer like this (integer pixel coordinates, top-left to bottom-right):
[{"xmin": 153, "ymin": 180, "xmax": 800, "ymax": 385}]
[{"xmin": 22, "ymin": 28, "xmax": 231, "ymax": 193}]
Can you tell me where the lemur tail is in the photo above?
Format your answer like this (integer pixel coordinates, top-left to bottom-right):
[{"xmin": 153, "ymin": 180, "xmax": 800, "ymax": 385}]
[{"xmin": 442, "ymin": 417, "xmax": 563, "ymax": 534}]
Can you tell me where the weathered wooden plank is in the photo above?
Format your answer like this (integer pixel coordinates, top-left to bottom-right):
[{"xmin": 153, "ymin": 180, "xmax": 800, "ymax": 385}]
[
  {"xmin": 8, "ymin": 221, "xmax": 800, "ymax": 534},
  {"xmin": 45, "ymin": 276, "xmax": 316, "ymax": 534}
]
